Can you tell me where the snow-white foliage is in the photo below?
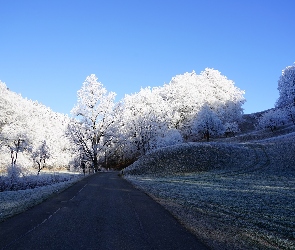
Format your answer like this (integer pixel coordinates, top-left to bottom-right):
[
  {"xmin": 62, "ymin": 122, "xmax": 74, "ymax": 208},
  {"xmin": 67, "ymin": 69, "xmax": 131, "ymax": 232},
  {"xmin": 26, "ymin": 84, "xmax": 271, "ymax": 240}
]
[
  {"xmin": 157, "ymin": 68, "xmax": 245, "ymax": 129},
  {"xmin": 0, "ymin": 80, "xmax": 76, "ymax": 173},
  {"xmin": 109, "ymin": 69, "xmax": 245, "ymax": 164},
  {"xmin": 276, "ymin": 63, "xmax": 295, "ymax": 108},
  {"xmin": 285, "ymin": 105, "xmax": 295, "ymax": 124},
  {"xmin": 69, "ymin": 74, "xmax": 116, "ymax": 169},
  {"xmin": 191, "ymin": 104, "xmax": 225, "ymax": 140},
  {"xmin": 1, "ymin": 67, "xmax": 246, "ymax": 171},
  {"xmin": 149, "ymin": 128, "xmax": 183, "ymax": 152},
  {"xmin": 32, "ymin": 140, "xmax": 51, "ymax": 174},
  {"xmin": 113, "ymin": 87, "xmax": 173, "ymax": 157},
  {"xmin": 71, "ymin": 74, "xmax": 116, "ymax": 124},
  {"xmin": 256, "ymin": 108, "xmax": 287, "ymax": 132},
  {"xmin": 224, "ymin": 121, "xmax": 240, "ymax": 136}
]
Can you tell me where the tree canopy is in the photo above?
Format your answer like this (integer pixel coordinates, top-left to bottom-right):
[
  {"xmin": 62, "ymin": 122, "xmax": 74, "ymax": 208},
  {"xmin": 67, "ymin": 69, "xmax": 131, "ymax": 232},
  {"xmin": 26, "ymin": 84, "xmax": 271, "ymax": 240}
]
[{"xmin": 1, "ymin": 68, "xmax": 246, "ymax": 171}]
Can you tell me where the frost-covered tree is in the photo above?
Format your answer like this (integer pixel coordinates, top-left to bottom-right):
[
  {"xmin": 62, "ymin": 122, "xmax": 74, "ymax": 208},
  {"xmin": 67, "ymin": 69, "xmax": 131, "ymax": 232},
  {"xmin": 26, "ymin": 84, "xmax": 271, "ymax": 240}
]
[
  {"xmin": 224, "ymin": 122, "xmax": 240, "ymax": 137},
  {"xmin": 191, "ymin": 104, "xmax": 225, "ymax": 141},
  {"xmin": 32, "ymin": 140, "xmax": 50, "ymax": 174},
  {"xmin": 285, "ymin": 105, "xmax": 295, "ymax": 125},
  {"xmin": 0, "ymin": 83, "xmax": 34, "ymax": 167},
  {"xmin": 68, "ymin": 74, "xmax": 116, "ymax": 171},
  {"xmin": 0, "ymin": 82, "xmax": 12, "ymax": 129},
  {"xmin": 116, "ymin": 87, "xmax": 171, "ymax": 157},
  {"xmin": 198, "ymin": 69, "xmax": 245, "ymax": 123},
  {"xmin": 107, "ymin": 68, "xmax": 245, "ymax": 164},
  {"xmin": 276, "ymin": 63, "xmax": 295, "ymax": 108},
  {"xmin": 0, "ymin": 80, "xmax": 76, "ymax": 172},
  {"xmin": 257, "ymin": 109, "xmax": 287, "ymax": 132},
  {"xmin": 7, "ymin": 135, "xmax": 32, "ymax": 167},
  {"xmin": 149, "ymin": 128, "xmax": 183, "ymax": 151},
  {"xmin": 157, "ymin": 68, "xmax": 245, "ymax": 136}
]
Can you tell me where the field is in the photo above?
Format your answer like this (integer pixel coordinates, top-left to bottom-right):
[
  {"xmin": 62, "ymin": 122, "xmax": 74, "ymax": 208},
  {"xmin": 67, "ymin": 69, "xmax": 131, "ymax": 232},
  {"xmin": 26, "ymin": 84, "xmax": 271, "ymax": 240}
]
[{"xmin": 124, "ymin": 124, "xmax": 295, "ymax": 249}]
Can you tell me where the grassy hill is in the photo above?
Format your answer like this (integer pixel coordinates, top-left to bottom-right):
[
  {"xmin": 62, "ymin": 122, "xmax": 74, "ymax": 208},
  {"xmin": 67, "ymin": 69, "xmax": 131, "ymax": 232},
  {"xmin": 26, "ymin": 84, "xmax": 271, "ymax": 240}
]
[{"xmin": 124, "ymin": 112, "xmax": 295, "ymax": 249}]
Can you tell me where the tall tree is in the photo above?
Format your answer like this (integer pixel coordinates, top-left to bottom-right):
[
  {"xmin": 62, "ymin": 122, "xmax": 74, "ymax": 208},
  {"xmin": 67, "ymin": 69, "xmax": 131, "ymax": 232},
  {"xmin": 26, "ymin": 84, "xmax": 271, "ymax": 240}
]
[{"xmin": 68, "ymin": 74, "xmax": 116, "ymax": 171}]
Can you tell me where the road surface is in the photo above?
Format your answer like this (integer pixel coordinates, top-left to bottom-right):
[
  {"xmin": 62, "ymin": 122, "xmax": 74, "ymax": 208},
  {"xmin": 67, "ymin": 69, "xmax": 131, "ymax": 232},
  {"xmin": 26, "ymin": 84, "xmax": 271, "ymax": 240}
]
[{"xmin": 0, "ymin": 172, "xmax": 208, "ymax": 250}]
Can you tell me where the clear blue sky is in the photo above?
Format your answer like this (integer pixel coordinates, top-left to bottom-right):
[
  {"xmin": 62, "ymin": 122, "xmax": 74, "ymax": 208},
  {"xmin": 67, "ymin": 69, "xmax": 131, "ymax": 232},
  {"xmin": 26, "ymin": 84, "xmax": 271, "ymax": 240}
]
[{"xmin": 1, "ymin": 0, "xmax": 294, "ymax": 115}]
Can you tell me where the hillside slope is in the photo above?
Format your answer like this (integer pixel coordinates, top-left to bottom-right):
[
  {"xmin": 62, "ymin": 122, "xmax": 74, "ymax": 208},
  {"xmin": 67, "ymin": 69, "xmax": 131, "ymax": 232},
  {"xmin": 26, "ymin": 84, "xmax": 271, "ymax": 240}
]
[{"xmin": 124, "ymin": 122, "xmax": 295, "ymax": 177}]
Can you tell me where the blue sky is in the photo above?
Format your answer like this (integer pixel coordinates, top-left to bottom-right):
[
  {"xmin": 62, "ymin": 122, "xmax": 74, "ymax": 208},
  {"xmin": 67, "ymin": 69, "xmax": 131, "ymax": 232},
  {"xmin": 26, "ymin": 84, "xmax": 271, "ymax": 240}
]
[{"xmin": 1, "ymin": 0, "xmax": 294, "ymax": 115}]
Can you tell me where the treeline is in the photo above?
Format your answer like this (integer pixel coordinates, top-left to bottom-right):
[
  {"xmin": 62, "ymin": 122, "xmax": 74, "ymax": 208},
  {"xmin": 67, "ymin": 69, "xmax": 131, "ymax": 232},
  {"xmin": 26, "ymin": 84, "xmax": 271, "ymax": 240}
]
[
  {"xmin": 1, "ymin": 63, "xmax": 294, "ymax": 173},
  {"xmin": 67, "ymin": 68, "xmax": 245, "ymax": 170},
  {"xmin": 0, "ymin": 83, "xmax": 77, "ymax": 173}
]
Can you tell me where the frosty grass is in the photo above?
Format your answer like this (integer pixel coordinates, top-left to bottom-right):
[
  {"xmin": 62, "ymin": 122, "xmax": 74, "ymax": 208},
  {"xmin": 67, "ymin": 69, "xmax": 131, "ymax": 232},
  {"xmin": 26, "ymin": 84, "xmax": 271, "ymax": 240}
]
[{"xmin": 124, "ymin": 130, "xmax": 295, "ymax": 250}]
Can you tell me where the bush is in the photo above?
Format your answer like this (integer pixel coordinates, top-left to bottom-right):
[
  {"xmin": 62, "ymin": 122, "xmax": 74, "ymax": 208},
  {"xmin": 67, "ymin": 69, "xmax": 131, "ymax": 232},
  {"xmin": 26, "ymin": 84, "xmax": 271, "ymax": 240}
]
[{"xmin": 0, "ymin": 165, "xmax": 79, "ymax": 192}]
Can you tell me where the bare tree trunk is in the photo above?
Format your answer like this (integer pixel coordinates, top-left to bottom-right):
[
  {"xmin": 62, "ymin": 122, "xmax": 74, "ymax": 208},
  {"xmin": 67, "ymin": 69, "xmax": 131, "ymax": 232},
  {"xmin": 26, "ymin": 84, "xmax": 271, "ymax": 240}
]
[
  {"xmin": 37, "ymin": 161, "xmax": 42, "ymax": 175},
  {"xmin": 93, "ymin": 155, "xmax": 98, "ymax": 172},
  {"xmin": 205, "ymin": 130, "xmax": 210, "ymax": 142}
]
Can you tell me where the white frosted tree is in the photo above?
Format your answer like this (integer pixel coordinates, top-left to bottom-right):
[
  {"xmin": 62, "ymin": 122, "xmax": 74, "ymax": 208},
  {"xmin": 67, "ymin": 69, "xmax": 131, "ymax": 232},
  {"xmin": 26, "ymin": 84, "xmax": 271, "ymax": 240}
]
[
  {"xmin": 0, "ymin": 82, "xmax": 34, "ymax": 168},
  {"xmin": 117, "ymin": 87, "xmax": 171, "ymax": 157},
  {"xmin": 157, "ymin": 71, "xmax": 201, "ymax": 129},
  {"xmin": 285, "ymin": 105, "xmax": 295, "ymax": 124},
  {"xmin": 0, "ymin": 80, "xmax": 78, "ymax": 173},
  {"xmin": 224, "ymin": 122, "xmax": 240, "ymax": 137},
  {"xmin": 68, "ymin": 74, "xmax": 116, "ymax": 171},
  {"xmin": 257, "ymin": 109, "xmax": 287, "ymax": 132},
  {"xmin": 198, "ymin": 68, "xmax": 245, "ymax": 123},
  {"xmin": 107, "ymin": 68, "xmax": 245, "ymax": 164},
  {"xmin": 157, "ymin": 68, "xmax": 245, "ymax": 137},
  {"xmin": 191, "ymin": 104, "xmax": 225, "ymax": 141},
  {"xmin": 276, "ymin": 63, "xmax": 295, "ymax": 108},
  {"xmin": 32, "ymin": 140, "xmax": 50, "ymax": 174},
  {"xmin": 149, "ymin": 128, "xmax": 183, "ymax": 151}
]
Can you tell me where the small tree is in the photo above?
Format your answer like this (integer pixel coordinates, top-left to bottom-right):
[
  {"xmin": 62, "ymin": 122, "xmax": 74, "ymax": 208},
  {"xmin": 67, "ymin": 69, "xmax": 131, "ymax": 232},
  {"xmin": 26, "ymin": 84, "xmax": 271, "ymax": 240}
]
[
  {"xmin": 256, "ymin": 109, "xmax": 287, "ymax": 132},
  {"xmin": 1, "ymin": 130, "xmax": 32, "ymax": 167},
  {"xmin": 191, "ymin": 105, "xmax": 225, "ymax": 141},
  {"xmin": 224, "ymin": 122, "xmax": 240, "ymax": 137},
  {"xmin": 32, "ymin": 140, "xmax": 50, "ymax": 174}
]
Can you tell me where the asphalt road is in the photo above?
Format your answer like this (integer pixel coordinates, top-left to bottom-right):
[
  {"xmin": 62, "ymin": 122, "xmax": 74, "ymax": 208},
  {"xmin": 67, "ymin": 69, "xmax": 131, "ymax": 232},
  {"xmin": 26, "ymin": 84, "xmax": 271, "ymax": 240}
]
[{"xmin": 0, "ymin": 172, "xmax": 208, "ymax": 250}]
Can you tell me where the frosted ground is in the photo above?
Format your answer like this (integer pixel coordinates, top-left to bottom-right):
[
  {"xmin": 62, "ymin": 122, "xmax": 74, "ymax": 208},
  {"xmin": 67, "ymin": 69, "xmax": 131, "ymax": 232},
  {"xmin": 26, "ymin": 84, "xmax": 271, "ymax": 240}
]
[{"xmin": 124, "ymin": 125, "xmax": 295, "ymax": 250}]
